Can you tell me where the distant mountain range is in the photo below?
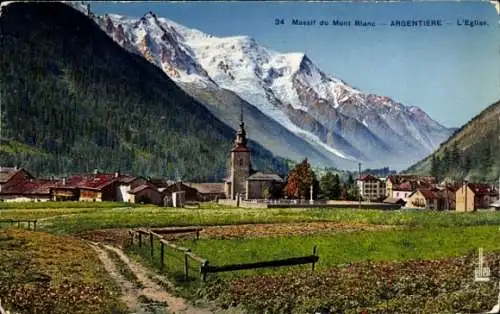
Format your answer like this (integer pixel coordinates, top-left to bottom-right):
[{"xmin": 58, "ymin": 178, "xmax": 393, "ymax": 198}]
[
  {"xmin": 0, "ymin": 1, "xmax": 289, "ymax": 180},
  {"xmin": 89, "ymin": 6, "xmax": 454, "ymax": 170}
]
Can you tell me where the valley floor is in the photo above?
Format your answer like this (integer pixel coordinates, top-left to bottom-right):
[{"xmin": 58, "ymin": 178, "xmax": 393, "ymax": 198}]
[{"xmin": 1, "ymin": 202, "xmax": 500, "ymax": 313}]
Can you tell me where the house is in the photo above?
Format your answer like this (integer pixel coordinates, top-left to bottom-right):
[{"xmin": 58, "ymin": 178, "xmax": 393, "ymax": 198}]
[
  {"xmin": 456, "ymin": 183, "xmax": 499, "ymax": 212},
  {"xmin": 162, "ymin": 182, "xmax": 199, "ymax": 202},
  {"xmin": 245, "ymin": 172, "xmax": 284, "ymax": 200},
  {"xmin": 223, "ymin": 111, "xmax": 283, "ymax": 200},
  {"xmin": 128, "ymin": 183, "xmax": 165, "ymax": 205},
  {"xmin": 0, "ymin": 178, "xmax": 59, "ymax": 202},
  {"xmin": 406, "ymin": 189, "xmax": 440, "ymax": 210},
  {"xmin": 357, "ymin": 174, "xmax": 386, "ymax": 201},
  {"xmin": 435, "ymin": 185, "xmax": 457, "ymax": 210},
  {"xmin": 116, "ymin": 176, "xmax": 146, "ymax": 203},
  {"xmin": 386, "ymin": 175, "xmax": 436, "ymax": 202},
  {"xmin": 383, "ymin": 197, "xmax": 406, "ymax": 207},
  {"xmin": 391, "ymin": 181, "xmax": 414, "ymax": 203},
  {"xmin": 185, "ymin": 183, "xmax": 226, "ymax": 201},
  {"xmin": 0, "ymin": 167, "xmax": 34, "ymax": 192},
  {"xmin": 385, "ymin": 174, "xmax": 436, "ymax": 197},
  {"xmin": 51, "ymin": 171, "xmax": 140, "ymax": 202}
]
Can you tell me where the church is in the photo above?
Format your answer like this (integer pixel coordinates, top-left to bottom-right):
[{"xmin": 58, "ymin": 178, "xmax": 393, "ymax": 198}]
[{"xmin": 223, "ymin": 112, "xmax": 284, "ymax": 200}]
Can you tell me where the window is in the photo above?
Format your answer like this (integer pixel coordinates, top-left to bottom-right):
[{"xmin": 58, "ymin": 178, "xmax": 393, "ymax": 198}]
[{"xmin": 239, "ymin": 159, "xmax": 243, "ymax": 166}]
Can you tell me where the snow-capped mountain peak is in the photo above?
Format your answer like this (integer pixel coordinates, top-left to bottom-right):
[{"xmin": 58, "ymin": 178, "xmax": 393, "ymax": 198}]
[{"xmin": 92, "ymin": 7, "xmax": 452, "ymax": 169}]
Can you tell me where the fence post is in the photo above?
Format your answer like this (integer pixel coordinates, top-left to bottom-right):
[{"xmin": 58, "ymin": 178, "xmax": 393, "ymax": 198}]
[
  {"xmin": 129, "ymin": 231, "xmax": 134, "ymax": 246},
  {"xmin": 312, "ymin": 246, "xmax": 317, "ymax": 271},
  {"xmin": 196, "ymin": 230, "xmax": 200, "ymax": 240},
  {"xmin": 10, "ymin": 220, "xmax": 13, "ymax": 227},
  {"xmin": 184, "ymin": 250, "xmax": 191, "ymax": 281},
  {"xmin": 201, "ymin": 260, "xmax": 208, "ymax": 282},
  {"xmin": 138, "ymin": 232, "xmax": 142, "ymax": 248},
  {"xmin": 160, "ymin": 242, "xmax": 164, "ymax": 271},
  {"xmin": 17, "ymin": 221, "xmax": 20, "ymax": 228},
  {"xmin": 150, "ymin": 233, "xmax": 154, "ymax": 257},
  {"xmin": 34, "ymin": 220, "xmax": 37, "ymax": 232}
]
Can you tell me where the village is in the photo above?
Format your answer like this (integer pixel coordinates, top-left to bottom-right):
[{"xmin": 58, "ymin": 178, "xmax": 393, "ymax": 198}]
[{"xmin": 0, "ymin": 115, "xmax": 498, "ymax": 212}]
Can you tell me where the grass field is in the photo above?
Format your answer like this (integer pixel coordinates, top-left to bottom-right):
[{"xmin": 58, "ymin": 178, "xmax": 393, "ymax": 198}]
[
  {"xmin": 0, "ymin": 229, "xmax": 126, "ymax": 314},
  {"xmin": 2, "ymin": 201, "xmax": 500, "ymax": 313},
  {"xmin": 1, "ymin": 202, "xmax": 498, "ymax": 234}
]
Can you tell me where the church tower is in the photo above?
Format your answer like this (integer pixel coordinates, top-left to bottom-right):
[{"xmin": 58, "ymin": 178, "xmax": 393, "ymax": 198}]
[{"xmin": 229, "ymin": 108, "xmax": 251, "ymax": 200}]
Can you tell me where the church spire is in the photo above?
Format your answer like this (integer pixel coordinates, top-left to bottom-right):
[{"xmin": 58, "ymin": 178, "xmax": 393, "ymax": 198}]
[{"xmin": 234, "ymin": 106, "xmax": 247, "ymax": 148}]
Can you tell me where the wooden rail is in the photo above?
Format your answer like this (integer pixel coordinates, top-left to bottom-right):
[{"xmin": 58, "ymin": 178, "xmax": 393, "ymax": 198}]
[
  {"xmin": 0, "ymin": 219, "xmax": 37, "ymax": 231},
  {"xmin": 129, "ymin": 229, "xmax": 206, "ymax": 281},
  {"xmin": 149, "ymin": 227, "xmax": 202, "ymax": 239},
  {"xmin": 203, "ymin": 255, "xmax": 319, "ymax": 274},
  {"xmin": 129, "ymin": 228, "xmax": 319, "ymax": 282}
]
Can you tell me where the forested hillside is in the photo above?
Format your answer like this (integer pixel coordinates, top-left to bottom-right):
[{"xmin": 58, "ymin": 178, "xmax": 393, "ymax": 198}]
[
  {"xmin": 405, "ymin": 100, "xmax": 499, "ymax": 183},
  {"xmin": 0, "ymin": 2, "xmax": 288, "ymax": 181}
]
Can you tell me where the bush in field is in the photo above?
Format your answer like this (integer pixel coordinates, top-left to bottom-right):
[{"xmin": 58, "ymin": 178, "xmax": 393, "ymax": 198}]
[{"xmin": 205, "ymin": 252, "xmax": 500, "ymax": 313}]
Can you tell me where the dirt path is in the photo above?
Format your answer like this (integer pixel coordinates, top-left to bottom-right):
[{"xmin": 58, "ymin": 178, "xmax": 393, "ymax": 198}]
[
  {"xmin": 90, "ymin": 244, "xmax": 140, "ymax": 311},
  {"xmin": 91, "ymin": 243, "xmax": 212, "ymax": 314}
]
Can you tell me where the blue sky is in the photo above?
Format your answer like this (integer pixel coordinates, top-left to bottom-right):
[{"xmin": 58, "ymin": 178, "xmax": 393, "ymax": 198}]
[{"xmin": 91, "ymin": 1, "xmax": 499, "ymax": 128}]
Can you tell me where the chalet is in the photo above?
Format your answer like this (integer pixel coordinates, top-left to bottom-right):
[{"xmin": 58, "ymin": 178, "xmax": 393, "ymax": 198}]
[
  {"xmin": 356, "ymin": 174, "xmax": 385, "ymax": 201},
  {"xmin": 128, "ymin": 184, "xmax": 165, "ymax": 206},
  {"xmin": 0, "ymin": 178, "xmax": 59, "ymax": 202},
  {"xmin": 185, "ymin": 183, "xmax": 226, "ymax": 201},
  {"xmin": 51, "ymin": 171, "xmax": 141, "ymax": 202},
  {"xmin": 162, "ymin": 182, "xmax": 199, "ymax": 202},
  {"xmin": 406, "ymin": 189, "xmax": 440, "ymax": 210},
  {"xmin": 456, "ymin": 183, "xmax": 499, "ymax": 212},
  {"xmin": 0, "ymin": 167, "xmax": 34, "ymax": 192},
  {"xmin": 116, "ymin": 176, "xmax": 146, "ymax": 203}
]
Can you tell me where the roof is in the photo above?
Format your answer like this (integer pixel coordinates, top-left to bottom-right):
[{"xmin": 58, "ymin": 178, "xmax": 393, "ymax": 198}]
[
  {"xmin": 467, "ymin": 183, "xmax": 498, "ymax": 197},
  {"xmin": 52, "ymin": 172, "xmax": 130, "ymax": 190},
  {"xmin": 146, "ymin": 178, "xmax": 170, "ymax": 188},
  {"xmin": 128, "ymin": 183, "xmax": 162, "ymax": 194},
  {"xmin": 417, "ymin": 189, "xmax": 440, "ymax": 200},
  {"xmin": 388, "ymin": 175, "xmax": 436, "ymax": 185},
  {"xmin": 246, "ymin": 172, "xmax": 284, "ymax": 183},
  {"xmin": 392, "ymin": 177, "xmax": 435, "ymax": 192},
  {"xmin": 357, "ymin": 174, "xmax": 379, "ymax": 182},
  {"xmin": 0, "ymin": 179, "xmax": 60, "ymax": 195},
  {"xmin": 186, "ymin": 183, "xmax": 225, "ymax": 194},
  {"xmin": 0, "ymin": 167, "xmax": 33, "ymax": 183},
  {"xmin": 118, "ymin": 175, "xmax": 138, "ymax": 184},
  {"xmin": 383, "ymin": 197, "xmax": 405, "ymax": 204}
]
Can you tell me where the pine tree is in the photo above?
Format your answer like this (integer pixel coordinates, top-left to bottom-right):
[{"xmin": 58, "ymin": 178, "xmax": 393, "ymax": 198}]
[{"xmin": 430, "ymin": 154, "xmax": 440, "ymax": 181}]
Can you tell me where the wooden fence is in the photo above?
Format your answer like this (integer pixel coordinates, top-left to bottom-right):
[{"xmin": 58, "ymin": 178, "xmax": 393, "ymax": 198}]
[
  {"xmin": 0, "ymin": 219, "xmax": 37, "ymax": 231},
  {"xmin": 129, "ymin": 228, "xmax": 319, "ymax": 282}
]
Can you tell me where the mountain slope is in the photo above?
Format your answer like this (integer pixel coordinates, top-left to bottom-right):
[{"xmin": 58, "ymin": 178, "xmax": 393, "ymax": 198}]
[
  {"xmin": 0, "ymin": 2, "xmax": 288, "ymax": 180},
  {"xmin": 178, "ymin": 83, "xmax": 350, "ymax": 168},
  {"xmin": 95, "ymin": 13, "xmax": 360, "ymax": 169},
  {"xmin": 97, "ymin": 11, "xmax": 453, "ymax": 170},
  {"xmin": 405, "ymin": 100, "xmax": 500, "ymax": 182}
]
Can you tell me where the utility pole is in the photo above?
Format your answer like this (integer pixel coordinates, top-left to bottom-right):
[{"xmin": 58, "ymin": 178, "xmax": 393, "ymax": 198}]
[{"xmin": 358, "ymin": 162, "xmax": 362, "ymax": 209}]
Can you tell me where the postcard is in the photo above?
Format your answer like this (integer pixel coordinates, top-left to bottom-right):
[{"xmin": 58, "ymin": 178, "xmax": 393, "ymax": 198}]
[{"xmin": 0, "ymin": 1, "xmax": 499, "ymax": 313}]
